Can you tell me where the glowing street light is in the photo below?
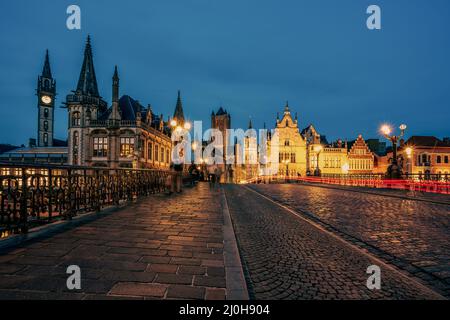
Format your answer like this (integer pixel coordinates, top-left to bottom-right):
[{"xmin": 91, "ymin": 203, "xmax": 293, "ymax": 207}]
[
  {"xmin": 342, "ymin": 162, "xmax": 350, "ymax": 174},
  {"xmin": 380, "ymin": 124, "xmax": 392, "ymax": 136},
  {"xmin": 380, "ymin": 123, "xmax": 407, "ymax": 179},
  {"xmin": 405, "ymin": 146, "xmax": 413, "ymax": 158}
]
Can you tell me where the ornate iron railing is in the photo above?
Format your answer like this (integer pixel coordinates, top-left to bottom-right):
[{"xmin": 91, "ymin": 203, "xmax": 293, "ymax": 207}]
[{"xmin": 0, "ymin": 162, "xmax": 171, "ymax": 237}]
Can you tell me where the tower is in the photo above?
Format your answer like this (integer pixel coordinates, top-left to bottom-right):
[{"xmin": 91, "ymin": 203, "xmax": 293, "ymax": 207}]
[
  {"xmin": 66, "ymin": 36, "xmax": 107, "ymax": 165},
  {"xmin": 37, "ymin": 50, "xmax": 56, "ymax": 147},
  {"xmin": 172, "ymin": 90, "xmax": 185, "ymax": 126},
  {"xmin": 107, "ymin": 66, "xmax": 122, "ymax": 168},
  {"xmin": 211, "ymin": 107, "xmax": 231, "ymax": 181}
]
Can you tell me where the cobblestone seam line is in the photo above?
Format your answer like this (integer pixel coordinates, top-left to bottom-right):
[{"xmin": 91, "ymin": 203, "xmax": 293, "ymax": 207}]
[
  {"xmin": 221, "ymin": 188, "xmax": 249, "ymax": 300},
  {"xmin": 0, "ymin": 206, "xmax": 120, "ymax": 251},
  {"xmin": 300, "ymin": 182, "xmax": 450, "ymax": 206},
  {"xmin": 244, "ymin": 186, "xmax": 445, "ymax": 300}
]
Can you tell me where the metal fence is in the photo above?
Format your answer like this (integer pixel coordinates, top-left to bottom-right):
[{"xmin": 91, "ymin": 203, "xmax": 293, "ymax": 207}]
[
  {"xmin": 300, "ymin": 173, "xmax": 450, "ymax": 194},
  {"xmin": 0, "ymin": 162, "xmax": 171, "ymax": 237},
  {"xmin": 244, "ymin": 173, "xmax": 450, "ymax": 195}
]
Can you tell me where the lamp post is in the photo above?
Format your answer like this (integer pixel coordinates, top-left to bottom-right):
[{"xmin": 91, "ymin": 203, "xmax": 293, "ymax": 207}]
[
  {"xmin": 313, "ymin": 145, "xmax": 323, "ymax": 176},
  {"xmin": 381, "ymin": 124, "xmax": 407, "ymax": 179}
]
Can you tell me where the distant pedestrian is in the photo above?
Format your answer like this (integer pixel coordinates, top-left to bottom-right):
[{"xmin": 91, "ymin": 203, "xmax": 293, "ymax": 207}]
[
  {"xmin": 207, "ymin": 164, "xmax": 217, "ymax": 190},
  {"xmin": 214, "ymin": 165, "xmax": 223, "ymax": 190}
]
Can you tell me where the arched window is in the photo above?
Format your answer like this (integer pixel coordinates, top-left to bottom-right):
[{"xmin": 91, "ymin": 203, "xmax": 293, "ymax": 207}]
[
  {"xmin": 44, "ymin": 121, "xmax": 48, "ymax": 131},
  {"xmin": 44, "ymin": 108, "xmax": 49, "ymax": 118},
  {"xmin": 445, "ymin": 156, "xmax": 449, "ymax": 164},
  {"xmin": 72, "ymin": 112, "xmax": 81, "ymax": 126},
  {"xmin": 437, "ymin": 155, "xmax": 442, "ymax": 164},
  {"xmin": 421, "ymin": 154, "xmax": 427, "ymax": 163},
  {"xmin": 284, "ymin": 140, "xmax": 290, "ymax": 146},
  {"xmin": 43, "ymin": 133, "xmax": 48, "ymax": 146}
]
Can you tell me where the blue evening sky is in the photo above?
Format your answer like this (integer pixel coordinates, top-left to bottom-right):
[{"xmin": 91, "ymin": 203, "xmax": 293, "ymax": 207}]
[{"xmin": 0, "ymin": 0, "xmax": 449, "ymax": 145}]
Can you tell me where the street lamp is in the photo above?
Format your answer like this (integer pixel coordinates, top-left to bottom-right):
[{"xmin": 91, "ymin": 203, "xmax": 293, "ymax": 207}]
[
  {"xmin": 380, "ymin": 123, "xmax": 407, "ymax": 179},
  {"xmin": 313, "ymin": 145, "xmax": 323, "ymax": 176}
]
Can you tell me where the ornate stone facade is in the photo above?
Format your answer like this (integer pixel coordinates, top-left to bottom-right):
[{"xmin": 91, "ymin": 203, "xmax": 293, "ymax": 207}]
[{"xmin": 65, "ymin": 37, "xmax": 174, "ymax": 169}]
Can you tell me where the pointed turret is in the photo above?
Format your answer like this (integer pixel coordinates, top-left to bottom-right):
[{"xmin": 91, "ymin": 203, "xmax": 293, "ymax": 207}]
[
  {"xmin": 284, "ymin": 101, "xmax": 290, "ymax": 113},
  {"xmin": 42, "ymin": 50, "xmax": 52, "ymax": 78},
  {"xmin": 112, "ymin": 65, "xmax": 119, "ymax": 102},
  {"xmin": 108, "ymin": 66, "xmax": 121, "ymax": 122},
  {"xmin": 173, "ymin": 90, "xmax": 185, "ymax": 124},
  {"xmin": 76, "ymin": 35, "xmax": 100, "ymax": 96},
  {"xmin": 248, "ymin": 118, "xmax": 253, "ymax": 129}
]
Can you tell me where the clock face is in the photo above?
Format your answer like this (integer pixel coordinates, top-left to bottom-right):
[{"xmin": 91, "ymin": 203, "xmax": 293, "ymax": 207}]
[{"xmin": 41, "ymin": 95, "xmax": 52, "ymax": 104}]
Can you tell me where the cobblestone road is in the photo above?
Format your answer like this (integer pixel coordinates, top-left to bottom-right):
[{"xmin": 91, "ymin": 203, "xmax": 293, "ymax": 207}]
[
  {"xmin": 0, "ymin": 183, "xmax": 227, "ymax": 300},
  {"xmin": 249, "ymin": 183, "xmax": 450, "ymax": 297},
  {"xmin": 224, "ymin": 184, "xmax": 444, "ymax": 299}
]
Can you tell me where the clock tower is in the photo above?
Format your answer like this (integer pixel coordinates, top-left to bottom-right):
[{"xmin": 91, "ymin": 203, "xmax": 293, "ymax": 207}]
[{"xmin": 37, "ymin": 50, "xmax": 56, "ymax": 147}]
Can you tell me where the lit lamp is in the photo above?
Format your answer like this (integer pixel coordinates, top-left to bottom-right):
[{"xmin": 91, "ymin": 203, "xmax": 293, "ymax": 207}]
[
  {"xmin": 313, "ymin": 145, "xmax": 323, "ymax": 176},
  {"xmin": 184, "ymin": 122, "xmax": 191, "ymax": 130},
  {"xmin": 170, "ymin": 119, "xmax": 177, "ymax": 127},
  {"xmin": 380, "ymin": 123, "xmax": 407, "ymax": 179},
  {"xmin": 342, "ymin": 162, "xmax": 350, "ymax": 174}
]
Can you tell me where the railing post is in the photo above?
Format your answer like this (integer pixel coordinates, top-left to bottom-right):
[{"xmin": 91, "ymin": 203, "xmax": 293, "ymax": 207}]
[
  {"xmin": 67, "ymin": 168, "xmax": 74, "ymax": 220},
  {"xmin": 48, "ymin": 168, "xmax": 53, "ymax": 221},
  {"xmin": 20, "ymin": 168, "xmax": 28, "ymax": 234},
  {"xmin": 95, "ymin": 169, "xmax": 101, "ymax": 212}
]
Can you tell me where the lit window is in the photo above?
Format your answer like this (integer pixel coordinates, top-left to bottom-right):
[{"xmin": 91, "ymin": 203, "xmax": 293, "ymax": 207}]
[
  {"xmin": 93, "ymin": 137, "xmax": 108, "ymax": 157},
  {"xmin": 43, "ymin": 133, "xmax": 48, "ymax": 146},
  {"xmin": 155, "ymin": 145, "xmax": 159, "ymax": 161},
  {"xmin": 161, "ymin": 147, "xmax": 165, "ymax": 163},
  {"xmin": 148, "ymin": 142, "xmax": 153, "ymax": 160},
  {"xmin": 120, "ymin": 137, "xmax": 135, "ymax": 157}
]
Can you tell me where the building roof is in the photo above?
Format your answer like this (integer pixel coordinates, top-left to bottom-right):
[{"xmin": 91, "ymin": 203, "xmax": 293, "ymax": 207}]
[
  {"xmin": 405, "ymin": 136, "xmax": 450, "ymax": 147},
  {"xmin": 76, "ymin": 36, "xmax": 100, "ymax": 97},
  {"xmin": 173, "ymin": 90, "xmax": 185, "ymax": 123},
  {"xmin": 0, "ymin": 146, "xmax": 68, "ymax": 155},
  {"xmin": 0, "ymin": 144, "xmax": 20, "ymax": 154},
  {"xmin": 215, "ymin": 107, "xmax": 228, "ymax": 116},
  {"xmin": 42, "ymin": 49, "xmax": 52, "ymax": 78},
  {"xmin": 53, "ymin": 139, "xmax": 68, "ymax": 147}
]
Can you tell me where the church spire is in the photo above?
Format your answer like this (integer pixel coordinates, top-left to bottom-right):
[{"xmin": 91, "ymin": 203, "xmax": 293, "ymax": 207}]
[
  {"xmin": 76, "ymin": 35, "xmax": 100, "ymax": 97},
  {"xmin": 248, "ymin": 117, "xmax": 253, "ymax": 129},
  {"xmin": 42, "ymin": 49, "xmax": 52, "ymax": 78},
  {"xmin": 109, "ymin": 66, "xmax": 121, "ymax": 122},
  {"xmin": 173, "ymin": 90, "xmax": 185, "ymax": 124},
  {"xmin": 112, "ymin": 65, "xmax": 119, "ymax": 102}
]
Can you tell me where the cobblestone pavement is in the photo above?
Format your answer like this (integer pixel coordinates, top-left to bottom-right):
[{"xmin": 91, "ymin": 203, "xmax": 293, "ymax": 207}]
[
  {"xmin": 246, "ymin": 183, "xmax": 450, "ymax": 297},
  {"xmin": 0, "ymin": 183, "xmax": 227, "ymax": 300},
  {"xmin": 224, "ymin": 184, "xmax": 444, "ymax": 299}
]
